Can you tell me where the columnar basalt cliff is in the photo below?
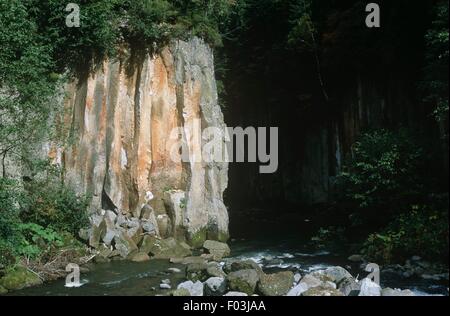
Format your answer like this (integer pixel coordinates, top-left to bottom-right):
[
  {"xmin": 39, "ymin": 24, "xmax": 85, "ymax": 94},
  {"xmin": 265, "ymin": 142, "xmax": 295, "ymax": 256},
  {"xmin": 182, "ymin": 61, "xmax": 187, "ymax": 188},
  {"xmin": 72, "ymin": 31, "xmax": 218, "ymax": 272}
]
[{"xmin": 51, "ymin": 38, "xmax": 229, "ymax": 246}]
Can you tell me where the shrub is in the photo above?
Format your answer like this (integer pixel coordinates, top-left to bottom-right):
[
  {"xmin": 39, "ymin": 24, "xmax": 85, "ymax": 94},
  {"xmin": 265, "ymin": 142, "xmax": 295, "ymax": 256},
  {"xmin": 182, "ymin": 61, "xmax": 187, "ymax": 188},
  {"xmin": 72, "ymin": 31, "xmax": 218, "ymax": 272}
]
[
  {"xmin": 361, "ymin": 201, "xmax": 449, "ymax": 263},
  {"xmin": 338, "ymin": 129, "xmax": 427, "ymax": 223}
]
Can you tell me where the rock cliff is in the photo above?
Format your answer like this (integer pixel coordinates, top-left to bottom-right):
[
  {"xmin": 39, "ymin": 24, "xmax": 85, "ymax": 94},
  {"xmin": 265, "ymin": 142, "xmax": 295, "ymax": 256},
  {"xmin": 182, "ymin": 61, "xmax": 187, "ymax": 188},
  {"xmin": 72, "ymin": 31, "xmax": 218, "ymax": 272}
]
[{"xmin": 50, "ymin": 38, "xmax": 229, "ymax": 245}]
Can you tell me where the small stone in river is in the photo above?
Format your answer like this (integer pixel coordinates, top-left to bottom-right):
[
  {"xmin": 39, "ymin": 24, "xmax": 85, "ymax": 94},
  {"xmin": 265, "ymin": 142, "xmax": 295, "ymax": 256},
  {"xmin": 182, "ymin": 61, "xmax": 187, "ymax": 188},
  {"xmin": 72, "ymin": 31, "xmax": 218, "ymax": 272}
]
[
  {"xmin": 168, "ymin": 268, "xmax": 182, "ymax": 274},
  {"xmin": 160, "ymin": 283, "xmax": 171, "ymax": 289},
  {"xmin": 161, "ymin": 279, "xmax": 171, "ymax": 285},
  {"xmin": 411, "ymin": 256, "xmax": 422, "ymax": 261},
  {"xmin": 347, "ymin": 254, "xmax": 364, "ymax": 262}
]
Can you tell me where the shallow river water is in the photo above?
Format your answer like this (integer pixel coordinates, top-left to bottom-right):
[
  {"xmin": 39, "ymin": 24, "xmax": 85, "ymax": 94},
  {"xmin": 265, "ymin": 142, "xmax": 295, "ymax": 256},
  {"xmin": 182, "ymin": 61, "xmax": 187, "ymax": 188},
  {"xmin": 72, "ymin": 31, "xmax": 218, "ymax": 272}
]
[{"xmin": 10, "ymin": 236, "xmax": 448, "ymax": 296}]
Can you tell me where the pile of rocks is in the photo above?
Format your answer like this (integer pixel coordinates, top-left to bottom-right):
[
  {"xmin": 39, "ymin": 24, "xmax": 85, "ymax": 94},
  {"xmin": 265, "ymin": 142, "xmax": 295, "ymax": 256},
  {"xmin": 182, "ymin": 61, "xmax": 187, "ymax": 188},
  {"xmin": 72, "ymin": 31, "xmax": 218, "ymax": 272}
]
[
  {"xmin": 381, "ymin": 256, "xmax": 449, "ymax": 281},
  {"xmin": 80, "ymin": 205, "xmax": 194, "ymax": 263},
  {"xmin": 166, "ymin": 258, "xmax": 417, "ymax": 296}
]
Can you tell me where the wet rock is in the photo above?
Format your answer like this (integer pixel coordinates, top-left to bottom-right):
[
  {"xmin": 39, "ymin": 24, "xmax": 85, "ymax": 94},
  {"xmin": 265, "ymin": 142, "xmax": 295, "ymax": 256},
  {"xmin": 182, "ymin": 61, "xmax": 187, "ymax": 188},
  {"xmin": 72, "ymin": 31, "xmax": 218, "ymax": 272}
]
[
  {"xmin": 381, "ymin": 288, "xmax": 415, "ymax": 296},
  {"xmin": 204, "ymin": 277, "xmax": 227, "ymax": 296},
  {"xmin": 130, "ymin": 252, "xmax": 150, "ymax": 262},
  {"xmin": 177, "ymin": 280, "xmax": 204, "ymax": 296},
  {"xmin": 186, "ymin": 262, "xmax": 209, "ymax": 282},
  {"xmin": 223, "ymin": 291, "xmax": 248, "ymax": 296},
  {"xmin": 302, "ymin": 286, "xmax": 344, "ymax": 296},
  {"xmin": 160, "ymin": 283, "xmax": 171, "ymax": 289},
  {"xmin": 257, "ymin": 271, "xmax": 294, "ymax": 296},
  {"xmin": 202, "ymin": 240, "xmax": 231, "ymax": 260},
  {"xmin": 358, "ymin": 278, "xmax": 381, "ymax": 296},
  {"xmin": 0, "ymin": 267, "xmax": 43, "ymax": 291},
  {"xmin": 168, "ymin": 268, "xmax": 182, "ymax": 274},
  {"xmin": 227, "ymin": 269, "xmax": 259, "ymax": 296}
]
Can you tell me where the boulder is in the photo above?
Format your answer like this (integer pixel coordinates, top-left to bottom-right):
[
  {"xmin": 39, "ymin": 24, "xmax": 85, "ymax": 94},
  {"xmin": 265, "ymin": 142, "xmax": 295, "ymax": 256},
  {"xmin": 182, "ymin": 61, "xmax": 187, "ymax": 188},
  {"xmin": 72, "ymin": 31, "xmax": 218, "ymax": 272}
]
[
  {"xmin": 0, "ymin": 267, "xmax": 43, "ymax": 291},
  {"xmin": 172, "ymin": 288, "xmax": 191, "ymax": 296},
  {"xmin": 141, "ymin": 237, "xmax": 192, "ymax": 259},
  {"xmin": 381, "ymin": 288, "xmax": 416, "ymax": 296},
  {"xmin": 294, "ymin": 273, "xmax": 302, "ymax": 283},
  {"xmin": 206, "ymin": 262, "xmax": 227, "ymax": 278},
  {"xmin": 160, "ymin": 283, "xmax": 171, "ymax": 289},
  {"xmin": 358, "ymin": 278, "xmax": 381, "ymax": 296},
  {"xmin": 227, "ymin": 260, "xmax": 263, "ymax": 277},
  {"xmin": 227, "ymin": 269, "xmax": 259, "ymax": 296},
  {"xmin": 257, "ymin": 271, "xmax": 294, "ymax": 296},
  {"xmin": 203, "ymin": 240, "xmax": 231, "ymax": 260},
  {"xmin": 204, "ymin": 277, "xmax": 227, "ymax": 296},
  {"xmin": 186, "ymin": 262, "xmax": 209, "ymax": 282},
  {"xmin": 302, "ymin": 286, "xmax": 344, "ymax": 296},
  {"xmin": 114, "ymin": 232, "xmax": 138, "ymax": 259},
  {"xmin": 313, "ymin": 266, "xmax": 353, "ymax": 284},
  {"xmin": 127, "ymin": 224, "xmax": 143, "ymax": 245},
  {"xmin": 223, "ymin": 291, "xmax": 248, "ymax": 296},
  {"xmin": 154, "ymin": 238, "xmax": 192, "ymax": 259},
  {"xmin": 89, "ymin": 214, "xmax": 106, "ymax": 248},
  {"xmin": 286, "ymin": 283, "xmax": 309, "ymax": 296},
  {"xmin": 177, "ymin": 280, "xmax": 204, "ymax": 296},
  {"xmin": 130, "ymin": 252, "xmax": 150, "ymax": 262},
  {"xmin": 348, "ymin": 254, "xmax": 364, "ymax": 262},
  {"xmin": 338, "ymin": 277, "xmax": 361, "ymax": 296}
]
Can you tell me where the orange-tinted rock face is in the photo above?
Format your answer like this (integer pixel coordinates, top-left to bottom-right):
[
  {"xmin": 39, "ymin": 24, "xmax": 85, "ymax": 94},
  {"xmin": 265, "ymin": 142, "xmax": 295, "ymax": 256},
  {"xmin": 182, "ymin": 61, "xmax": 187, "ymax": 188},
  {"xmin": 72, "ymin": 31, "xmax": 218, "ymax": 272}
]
[{"xmin": 54, "ymin": 38, "xmax": 229, "ymax": 244}]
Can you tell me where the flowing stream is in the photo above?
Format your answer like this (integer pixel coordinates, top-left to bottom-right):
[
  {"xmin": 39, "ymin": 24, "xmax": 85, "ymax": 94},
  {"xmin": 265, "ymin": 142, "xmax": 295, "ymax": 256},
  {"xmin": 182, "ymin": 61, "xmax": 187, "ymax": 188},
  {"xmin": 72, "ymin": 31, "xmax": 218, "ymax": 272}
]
[{"xmin": 9, "ymin": 236, "xmax": 448, "ymax": 296}]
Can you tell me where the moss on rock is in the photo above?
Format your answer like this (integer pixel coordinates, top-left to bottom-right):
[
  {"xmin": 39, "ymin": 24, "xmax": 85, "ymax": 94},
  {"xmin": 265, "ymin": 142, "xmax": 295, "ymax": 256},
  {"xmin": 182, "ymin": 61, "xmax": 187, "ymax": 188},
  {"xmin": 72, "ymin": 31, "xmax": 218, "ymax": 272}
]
[{"xmin": 0, "ymin": 266, "xmax": 43, "ymax": 291}]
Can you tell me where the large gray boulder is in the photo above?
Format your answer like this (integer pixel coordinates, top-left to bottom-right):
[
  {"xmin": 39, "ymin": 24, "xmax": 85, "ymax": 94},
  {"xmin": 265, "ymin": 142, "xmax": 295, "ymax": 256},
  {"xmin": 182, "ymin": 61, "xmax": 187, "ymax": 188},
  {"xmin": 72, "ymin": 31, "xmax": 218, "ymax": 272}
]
[
  {"xmin": 227, "ymin": 269, "xmax": 260, "ymax": 296},
  {"xmin": 312, "ymin": 266, "xmax": 353, "ymax": 284},
  {"xmin": 203, "ymin": 240, "xmax": 231, "ymax": 260},
  {"xmin": 204, "ymin": 277, "xmax": 227, "ymax": 296},
  {"xmin": 358, "ymin": 278, "xmax": 381, "ymax": 296},
  {"xmin": 114, "ymin": 232, "xmax": 138, "ymax": 258},
  {"xmin": 257, "ymin": 271, "xmax": 295, "ymax": 296},
  {"xmin": 206, "ymin": 262, "xmax": 227, "ymax": 278},
  {"xmin": 186, "ymin": 262, "xmax": 209, "ymax": 282}
]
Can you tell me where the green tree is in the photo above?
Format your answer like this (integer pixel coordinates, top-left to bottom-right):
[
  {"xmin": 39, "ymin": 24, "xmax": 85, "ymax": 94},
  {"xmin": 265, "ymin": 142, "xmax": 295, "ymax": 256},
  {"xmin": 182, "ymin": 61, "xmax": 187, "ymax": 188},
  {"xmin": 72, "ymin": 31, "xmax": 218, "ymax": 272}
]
[{"xmin": 422, "ymin": 0, "xmax": 449, "ymax": 176}]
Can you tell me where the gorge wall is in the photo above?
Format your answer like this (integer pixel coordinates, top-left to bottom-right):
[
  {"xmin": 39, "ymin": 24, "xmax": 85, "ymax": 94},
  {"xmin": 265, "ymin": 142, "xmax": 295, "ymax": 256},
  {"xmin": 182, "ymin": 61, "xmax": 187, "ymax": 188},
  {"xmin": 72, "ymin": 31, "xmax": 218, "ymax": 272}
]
[{"xmin": 49, "ymin": 38, "xmax": 229, "ymax": 246}]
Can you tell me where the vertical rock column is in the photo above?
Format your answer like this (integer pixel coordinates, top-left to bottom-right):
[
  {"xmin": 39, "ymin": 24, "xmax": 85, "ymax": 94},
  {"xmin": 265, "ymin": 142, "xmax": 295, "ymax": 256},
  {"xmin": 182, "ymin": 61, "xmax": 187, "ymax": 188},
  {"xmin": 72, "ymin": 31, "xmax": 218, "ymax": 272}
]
[{"xmin": 54, "ymin": 38, "xmax": 229, "ymax": 246}]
